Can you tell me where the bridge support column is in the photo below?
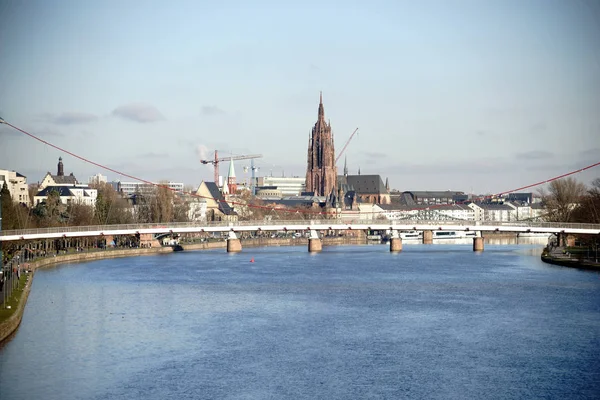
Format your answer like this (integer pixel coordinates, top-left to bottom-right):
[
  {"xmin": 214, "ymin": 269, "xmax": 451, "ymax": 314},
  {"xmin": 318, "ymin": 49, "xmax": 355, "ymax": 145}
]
[
  {"xmin": 227, "ymin": 231, "xmax": 242, "ymax": 253},
  {"xmin": 473, "ymin": 236, "xmax": 484, "ymax": 252},
  {"xmin": 389, "ymin": 230, "xmax": 402, "ymax": 252},
  {"xmin": 308, "ymin": 230, "xmax": 322, "ymax": 253},
  {"xmin": 423, "ymin": 230, "xmax": 433, "ymax": 244}
]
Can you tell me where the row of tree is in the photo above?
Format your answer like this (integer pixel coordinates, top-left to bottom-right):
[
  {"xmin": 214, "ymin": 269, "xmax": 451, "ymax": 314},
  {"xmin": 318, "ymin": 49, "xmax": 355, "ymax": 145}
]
[
  {"xmin": 541, "ymin": 177, "xmax": 600, "ymax": 223},
  {"xmin": 0, "ymin": 181, "xmax": 191, "ymax": 231}
]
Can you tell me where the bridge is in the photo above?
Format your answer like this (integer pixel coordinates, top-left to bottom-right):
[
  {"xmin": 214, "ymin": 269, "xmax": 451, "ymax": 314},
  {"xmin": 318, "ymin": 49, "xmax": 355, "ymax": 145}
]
[{"xmin": 1, "ymin": 220, "xmax": 598, "ymax": 253}]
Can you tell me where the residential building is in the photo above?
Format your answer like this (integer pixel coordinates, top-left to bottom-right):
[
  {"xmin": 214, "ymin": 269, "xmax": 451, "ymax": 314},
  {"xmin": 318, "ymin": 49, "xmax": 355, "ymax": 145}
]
[
  {"xmin": 469, "ymin": 203, "xmax": 515, "ymax": 222},
  {"xmin": 0, "ymin": 169, "xmax": 30, "ymax": 205},
  {"xmin": 401, "ymin": 191, "xmax": 466, "ymax": 205},
  {"xmin": 88, "ymin": 173, "xmax": 107, "ymax": 185},
  {"xmin": 34, "ymin": 185, "xmax": 97, "ymax": 207}
]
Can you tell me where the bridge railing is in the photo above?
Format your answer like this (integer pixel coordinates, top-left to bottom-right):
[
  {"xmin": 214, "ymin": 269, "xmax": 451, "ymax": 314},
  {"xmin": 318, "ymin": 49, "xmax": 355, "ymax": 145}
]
[{"xmin": 2, "ymin": 219, "xmax": 600, "ymax": 237}]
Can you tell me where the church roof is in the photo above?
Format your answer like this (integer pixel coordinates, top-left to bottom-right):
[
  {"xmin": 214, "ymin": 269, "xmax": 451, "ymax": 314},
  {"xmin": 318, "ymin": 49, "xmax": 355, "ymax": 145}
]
[
  {"xmin": 204, "ymin": 181, "xmax": 237, "ymax": 215},
  {"xmin": 345, "ymin": 175, "xmax": 387, "ymax": 194},
  {"xmin": 44, "ymin": 171, "xmax": 78, "ymax": 185}
]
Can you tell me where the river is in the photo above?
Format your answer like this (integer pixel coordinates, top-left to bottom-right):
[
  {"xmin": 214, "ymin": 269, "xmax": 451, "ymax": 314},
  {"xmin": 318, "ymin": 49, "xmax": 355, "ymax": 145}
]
[{"xmin": 1, "ymin": 242, "xmax": 599, "ymax": 399}]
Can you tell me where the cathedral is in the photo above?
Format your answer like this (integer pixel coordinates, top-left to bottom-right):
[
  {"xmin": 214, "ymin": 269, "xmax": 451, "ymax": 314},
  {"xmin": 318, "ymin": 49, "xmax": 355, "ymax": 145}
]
[{"xmin": 305, "ymin": 93, "xmax": 337, "ymax": 197}]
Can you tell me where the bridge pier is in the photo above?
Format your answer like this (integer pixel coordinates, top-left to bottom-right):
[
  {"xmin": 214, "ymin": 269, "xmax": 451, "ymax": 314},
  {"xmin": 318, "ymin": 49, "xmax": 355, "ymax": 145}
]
[
  {"xmin": 389, "ymin": 230, "xmax": 402, "ymax": 252},
  {"xmin": 473, "ymin": 236, "xmax": 484, "ymax": 252},
  {"xmin": 423, "ymin": 230, "xmax": 433, "ymax": 244},
  {"xmin": 227, "ymin": 231, "xmax": 242, "ymax": 253},
  {"xmin": 308, "ymin": 230, "xmax": 322, "ymax": 253}
]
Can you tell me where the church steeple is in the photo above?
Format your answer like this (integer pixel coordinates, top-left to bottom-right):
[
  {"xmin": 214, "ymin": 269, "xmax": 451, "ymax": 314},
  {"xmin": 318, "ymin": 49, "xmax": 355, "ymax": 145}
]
[
  {"xmin": 318, "ymin": 91, "xmax": 325, "ymax": 120},
  {"xmin": 57, "ymin": 157, "xmax": 64, "ymax": 176},
  {"xmin": 343, "ymin": 156, "xmax": 348, "ymax": 177}
]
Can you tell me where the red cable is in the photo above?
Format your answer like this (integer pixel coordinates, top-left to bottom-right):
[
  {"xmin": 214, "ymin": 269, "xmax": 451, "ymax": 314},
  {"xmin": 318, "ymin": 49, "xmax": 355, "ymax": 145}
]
[{"xmin": 3, "ymin": 120, "xmax": 599, "ymax": 217}]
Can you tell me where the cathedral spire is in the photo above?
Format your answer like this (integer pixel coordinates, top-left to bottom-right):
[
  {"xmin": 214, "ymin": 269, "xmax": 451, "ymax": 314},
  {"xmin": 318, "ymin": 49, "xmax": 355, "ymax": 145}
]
[{"xmin": 318, "ymin": 91, "xmax": 325, "ymax": 120}]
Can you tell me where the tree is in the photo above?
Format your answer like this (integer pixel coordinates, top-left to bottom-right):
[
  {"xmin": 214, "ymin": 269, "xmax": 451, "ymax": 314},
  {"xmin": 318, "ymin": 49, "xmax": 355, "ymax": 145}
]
[
  {"xmin": 539, "ymin": 177, "xmax": 587, "ymax": 222},
  {"xmin": 1, "ymin": 181, "xmax": 18, "ymax": 230},
  {"xmin": 67, "ymin": 202, "xmax": 95, "ymax": 226},
  {"xmin": 93, "ymin": 182, "xmax": 133, "ymax": 225},
  {"xmin": 32, "ymin": 189, "xmax": 67, "ymax": 227},
  {"xmin": 572, "ymin": 178, "xmax": 600, "ymax": 224}
]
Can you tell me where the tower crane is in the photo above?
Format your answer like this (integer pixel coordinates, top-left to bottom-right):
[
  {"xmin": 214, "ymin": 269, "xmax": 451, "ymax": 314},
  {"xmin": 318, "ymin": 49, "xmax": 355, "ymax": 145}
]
[
  {"xmin": 200, "ymin": 150, "xmax": 262, "ymax": 184},
  {"xmin": 335, "ymin": 128, "xmax": 359, "ymax": 164}
]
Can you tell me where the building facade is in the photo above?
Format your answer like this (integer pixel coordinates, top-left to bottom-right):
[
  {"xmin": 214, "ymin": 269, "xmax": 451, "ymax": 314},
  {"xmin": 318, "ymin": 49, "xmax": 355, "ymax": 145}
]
[
  {"xmin": 39, "ymin": 157, "xmax": 78, "ymax": 190},
  {"xmin": 0, "ymin": 169, "xmax": 30, "ymax": 205},
  {"xmin": 114, "ymin": 181, "xmax": 184, "ymax": 195},
  {"xmin": 305, "ymin": 93, "xmax": 337, "ymax": 197},
  {"xmin": 257, "ymin": 176, "xmax": 305, "ymax": 196},
  {"xmin": 34, "ymin": 185, "xmax": 97, "ymax": 207}
]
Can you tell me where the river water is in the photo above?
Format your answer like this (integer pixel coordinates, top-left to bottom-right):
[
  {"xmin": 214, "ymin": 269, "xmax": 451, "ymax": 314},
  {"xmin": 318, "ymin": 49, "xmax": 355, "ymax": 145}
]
[{"xmin": 1, "ymin": 242, "xmax": 599, "ymax": 399}]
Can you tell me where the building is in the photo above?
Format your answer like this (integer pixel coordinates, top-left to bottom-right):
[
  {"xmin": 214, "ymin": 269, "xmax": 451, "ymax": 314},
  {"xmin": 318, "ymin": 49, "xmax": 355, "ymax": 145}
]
[
  {"xmin": 305, "ymin": 93, "xmax": 337, "ymax": 197},
  {"xmin": 226, "ymin": 159, "xmax": 237, "ymax": 194},
  {"xmin": 114, "ymin": 181, "xmax": 184, "ymax": 196},
  {"xmin": 379, "ymin": 204, "xmax": 475, "ymax": 221},
  {"xmin": 401, "ymin": 191, "xmax": 466, "ymax": 206},
  {"xmin": 256, "ymin": 176, "xmax": 306, "ymax": 196},
  {"xmin": 468, "ymin": 203, "xmax": 515, "ymax": 222},
  {"xmin": 88, "ymin": 173, "xmax": 108, "ymax": 185},
  {"xmin": 39, "ymin": 157, "xmax": 78, "ymax": 190},
  {"xmin": 195, "ymin": 181, "xmax": 237, "ymax": 222},
  {"xmin": 34, "ymin": 185, "xmax": 97, "ymax": 207},
  {"xmin": 339, "ymin": 174, "xmax": 391, "ymax": 205},
  {"xmin": 0, "ymin": 169, "xmax": 30, "ymax": 205}
]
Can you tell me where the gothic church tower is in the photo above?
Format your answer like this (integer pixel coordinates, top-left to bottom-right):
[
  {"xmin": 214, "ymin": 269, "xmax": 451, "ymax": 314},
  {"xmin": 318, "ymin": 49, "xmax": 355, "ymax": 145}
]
[{"xmin": 305, "ymin": 93, "xmax": 337, "ymax": 197}]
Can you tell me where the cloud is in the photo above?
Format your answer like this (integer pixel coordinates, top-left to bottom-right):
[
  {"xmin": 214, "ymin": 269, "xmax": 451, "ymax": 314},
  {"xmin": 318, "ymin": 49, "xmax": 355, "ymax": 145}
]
[
  {"xmin": 362, "ymin": 151, "xmax": 388, "ymax": 159},
  {"xmin": 51, "ymin": 112, "xmax": 98, "ymax": 125},
  {"xmin": 200, "ymin": 105, "xmax": 225, "ymax": 116},
  {"xmin": 579, "ymin": 148, "xmax": 600, "ymax": 158},
  {"xmin": 112, "ymin": 103, "xmax": 164, "ymax": 123},
  {"xmin": 137, "ymin": 152, "xmax": 168, "ymax": 159},
  {"xmin": 514, "ymin": 151, "xmax": 554, "ymax": 160},
  {"xmin": 530, "ymin": 122, "xmax": 547, "ymax": 134}
]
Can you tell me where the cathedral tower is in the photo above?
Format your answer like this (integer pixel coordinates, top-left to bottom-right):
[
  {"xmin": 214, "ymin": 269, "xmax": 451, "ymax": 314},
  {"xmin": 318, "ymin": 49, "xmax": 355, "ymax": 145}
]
[{"xmin": 305, "ymin": 93, "xmax": 337, "ymax": 197}]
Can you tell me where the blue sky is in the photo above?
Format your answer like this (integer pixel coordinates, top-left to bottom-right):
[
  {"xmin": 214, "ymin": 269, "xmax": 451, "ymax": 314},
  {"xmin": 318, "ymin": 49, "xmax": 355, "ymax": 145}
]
[{"xmin": 1, "ymin": 0, "xmax": 599, "ymax": 193}]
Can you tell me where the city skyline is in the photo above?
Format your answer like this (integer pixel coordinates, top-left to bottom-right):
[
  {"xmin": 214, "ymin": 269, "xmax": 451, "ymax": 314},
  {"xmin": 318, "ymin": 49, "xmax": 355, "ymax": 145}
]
[{"xmin": 1, "ymin": 0, "xmax": 599, "ymax": 193}]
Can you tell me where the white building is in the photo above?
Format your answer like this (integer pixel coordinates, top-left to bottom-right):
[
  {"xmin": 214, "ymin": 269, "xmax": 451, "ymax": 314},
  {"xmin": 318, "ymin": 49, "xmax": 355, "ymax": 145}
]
[
  {"xmin": 0, "ymin": 169, "xmax": 30, "ymax": 205},
  {"xmin": 257, "ymin": 176, "xmax": 306, "ymax": 196},
  {"xmin": 469, "ymin": 203, "xmax": 516, "ymax": 222},
  {"xmin": 88, "ymin": 173, "xmax": 107, "ymax": 185},
  {"xmin": 34, "ymin": 185, "xmax": 97, "ymax": 207},
  {"xmin": 115, "ymin": 181, "xmax": 184, "ymax": 195}
]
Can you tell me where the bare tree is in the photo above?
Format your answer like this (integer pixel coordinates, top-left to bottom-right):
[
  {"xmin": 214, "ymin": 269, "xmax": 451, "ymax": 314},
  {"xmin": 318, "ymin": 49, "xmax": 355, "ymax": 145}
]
[
  {"xmin": 572, "ymin": 178, "xmax": 600, "ymax": 224},
  {"xmin": 539, "ymin": 177, "xmax": 587, "ymax": 222}
]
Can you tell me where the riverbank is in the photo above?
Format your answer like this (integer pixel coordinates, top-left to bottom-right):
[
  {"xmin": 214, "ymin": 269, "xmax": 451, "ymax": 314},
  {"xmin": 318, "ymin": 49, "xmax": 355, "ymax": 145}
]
[
  {"xmin": 0, "ymin": 236, "xmax": 364, "ymax": 343},
  {"xmin": 541, "ymin": 248, "xmax": 600, "ymax": 272}
]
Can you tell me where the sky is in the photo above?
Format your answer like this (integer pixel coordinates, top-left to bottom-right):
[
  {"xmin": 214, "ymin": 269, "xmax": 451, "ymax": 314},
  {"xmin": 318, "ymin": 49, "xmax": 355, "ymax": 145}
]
[{"xmin": 1, "ymin": 0, "xmax": 599, "ymax": 194}]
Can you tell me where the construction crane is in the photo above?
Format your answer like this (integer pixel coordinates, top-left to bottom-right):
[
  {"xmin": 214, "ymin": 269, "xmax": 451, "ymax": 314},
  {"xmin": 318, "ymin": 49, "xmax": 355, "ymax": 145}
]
[
  {"xmin": 200, "ymin": 150, "xmax": 262, "ymax": 184},
  {"xmin": 335, "ymin": 128, "xmax": 359, "ymax": 164}
]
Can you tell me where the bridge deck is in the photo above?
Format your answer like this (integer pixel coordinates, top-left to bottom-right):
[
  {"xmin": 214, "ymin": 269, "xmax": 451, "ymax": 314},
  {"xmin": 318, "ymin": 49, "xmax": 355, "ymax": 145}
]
[{"xmin": 1, "ymin": 220, "xmax": 599, "ymax": 241}]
